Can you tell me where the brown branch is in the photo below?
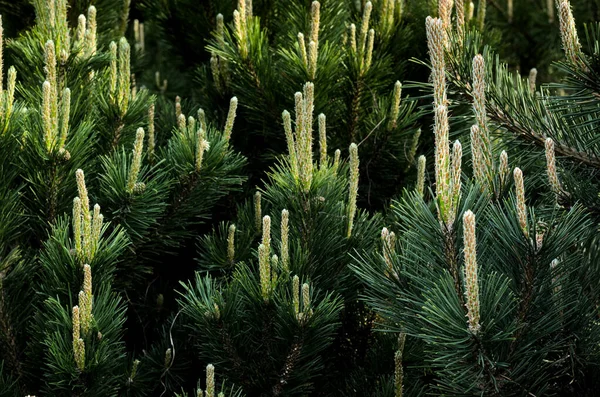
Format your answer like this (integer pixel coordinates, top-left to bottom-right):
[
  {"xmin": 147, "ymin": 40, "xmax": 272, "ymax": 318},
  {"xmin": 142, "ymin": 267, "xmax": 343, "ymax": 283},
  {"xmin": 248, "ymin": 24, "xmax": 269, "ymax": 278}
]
[{"xmin": 272, "ymin": 337, "xmax": 303, "ymax": 396}]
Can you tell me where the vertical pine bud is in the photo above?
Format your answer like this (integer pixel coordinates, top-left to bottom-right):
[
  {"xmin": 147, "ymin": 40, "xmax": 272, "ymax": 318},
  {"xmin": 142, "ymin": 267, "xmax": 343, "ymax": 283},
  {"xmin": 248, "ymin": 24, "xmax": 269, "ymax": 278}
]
[
  {"xmin": 127, "ymin": 128, "xmax": 145, "ymax": 193},
  {"xmin": 298, "ymin": 83, "xmax": 315, "ymax": 192},
  {"xmin": 75, "ymin": 338, "xmax": 85, "ymax": 371},
  {"xmin": 58, "ymin": 88, "xmax": 70, "ymax": 148},
  {"xmin": 472, "ymin": 55, "xmax": 491, "ymax": 174},
  {"xmin": 57, "ymin": 1, "xmax": 71, "ymax": 59},
  {"xmin": 235, "ymin": 1, "xmax": 249, "ymax": 59},
  {"xmin": 508, "ymin": 0, "xmax": 513, "ymax": 23},
  {"xmin": 545, "ymin": 138, "xmax": 561, "ymax": 194},
  {"xmin": 308, "ymin": 40, "xmax": 317, "ymax": 79},
  {"xmin": 468, "ymin": 1, "xmax": 475, "ymax": 21},
  {"xmin": 298, "ymin": 33, "xmax": 308, "ymax": 67},
  {"xmin": 388, "ymin": 81, "xmax": 402, "ymax": 130},
  {"xmin": 381, "ymin": 228, "xmax": 395, "ymax": 273},
  {"xmin": 206, "ymin": 364, "xmax": 215, "ymax": 397},
  {"xmin": 262, "ymin": 215, "xmax": 271, "ymax": 258},
  {"xmin": 130, "ymin": 359, "xmax": 140, "ymax": 381},
  {"xmin": 223, "ymin": 97, "xmax": 238, "ymax": 142},
  {"xmin": 227, "ymin": 224, "xmax": 236, "ymax": 263},
  {"xmin": 528, "ymin": 68, "xmax": 537, "ymax": 94},
  {"xmin": 294, "ymin": 92, "xmax": 305, "ymax": 152},
  {"xmin": 283, "ymin": 110, "xmax": 299, "ymax": 178},
  {"xmin": 434, "ymin": 105, "xmax": 451, "ymax": 224},
  {"xmin": 426, "ymin": 17, "xmax": 446, "ymax": 107},
  {"xmin": 177, "ymin": 114, "xmax": 186, "ymax": 133},
  {"xmin": 72, "ymin": 305, "xmax": 80, "ymax": 353},
  {"xmin": 347, "ymin": 143, "xmax": 360, "ymax": 238},
  {"xmin": 188, "ymin": 115, "xmax": 196, "ymax": 133},
  {"xmin": 417, "ymin": 155, "xmax": 426, "ymax": 197},
  {"xmin": 233, "ymin": 10, "xmax": 243, "ymax": 56},
  {"xmin": 407, "ymin": 128, "xmax": 421, "ymax": 166},
  {"xmin": 82, "ymin": 264, "xmax": 93, "ymax": 332},
  {"xmin": 91, "ymin": 205, "xmax": 103, "ymax": 249},
  {"xmin": 364, "ymin": 29, "xmax": 375, "ymax": 71},
  {"xmin": 439, "ymin": 0, "xmax": 451, "ymax": 31},
  {"xmin": 394, "ymin": 333, "xmax": 406, "ymax": 397},
  {"xmin": 5, "ymin": 66, "xmax": 16, "ymax": 118},
  {"xmin": 198, "ymin": 108, "xmax": 207, "ymax": 131},
  {"xmin": 359, "ymin": 2, "xmax": 373, "ymax": 56},
  {"xmin": 47, "ymin": 0, "xmax": 56, "ymax": 27},
  {"xmin": 164, "ymin": 348, "xmax": 172, "ymax": 368},
  {"xmin": 281, "ymin": 209, "xmax": 290, "ymax": 272},
  {"xmin": 175, "ymin": 96, "xmax": 182, "ymax": 120},
  {"xmin": 78, "ymin": 290, "xmax": 88, "ymax": 335},
  {"xmin": 303, "ymin": 83, "xmax": 315, "ymax": 143},
  {"xmin": 76, "ymin": 15, "xmax": 86, "ymax": 46},
  {"xmin": 558, "ymin": 0, "xmax": 584, "ymax": 68},
  {"xmin": 42, "ymin": 81, "xmax": 54, "ymax": 151},
  {"xmin": 302, "ymin": 283, "xmax": 312, "ymax": 318},
  {"xmin": 117, "ymin": 38, "xmax": 131, "ymax": 116},
  {"xmin": 477, "ymin": 0, "xmax": 486, "ymax": 31},
  {"xmin": 499, "ymin": 150, "xmax": 509, "ymax": 188},
  {"xmin": 196, "ymin": 128, "xmax": 209, "ymax": 172},
  {"xmin": 456, "ymin": 0, "xmax": 465, "ymax": 38},
  {"xmin": 513, "ymin": 167, "xmax": 528, "ymax": 237},
  {"xmin": 293, "ymin": 275, "xmax": 300, "ymax": 316},
  {"xmin": 258, "ymin": 244, "xmax": 271, "ymax": 301},
  {"xmin": 44, "ymin": 40, "xmax": 57, "ymax": 89},
  {"xmin": 311, "ymin": 1, "xmax": 320, "ymax": 47},
  {"xmin": 238, "ymin": 0, "xmax": 247, "ymax": 31},
  {"xmin": 75, "ymin": 169, "xmax": 91, "ymax": 247},
  {"xmin": 450, "ymin": 140, "xmax": 462, "ymax": 222},
  {"xmin": 397, "ymin": 0, "xmax": 405, "ymax": 21},
  {"xmin": 349, "ymin": 24, "xmax": 357, "ymax": 52},
  {"xmin": 210, "ymin": 56, "xmax": 221, "ymax": 90},
  {"xmin": 254, "ymin": 191, "xmax": 262, "ymax": 230},
  {"xmin": 271, "ymin": 255, "xmax": 279, "ymax": 282},
  {"xmin": 547, "ymin": 0, "xmax": 554, "ymax": 23},
  {"xmin": 73, "ymin": 197, "xmax": 83, "ymax": 256},
  {"xmin": 247, "ymin": 0, "xmax": 253, "ymax": 17},
  {"xmin": 86, "ymin": 6, "xmax": 97, "ymax": 57},
  {"xmin": 109, "ymin": 42, "xmax": 118, "ymax": 95},
  {"xmin": 472, "ymin": 55, "xmax": 494, "ymax": 189},
  {"xmin": 148, "ymin": 104, "xmax": 155, "ymax": 161},
  {"xmin": 536, "ymin": 224, "xmax": 545, "ymax": 251},
  {"xmin": 333, "ymin": 149, "xmax": 341, "ymax": 175},
  {"xmin": 216, "ymin": 14, "xmax": 225, "ymax": 46},
  {"xmin": 470, "ymin": 125, "xmax": 486, "ymax": 190},
  {"xmin": 462, "ymin": 210, "xmax": 481, "ymax": 334},
  {"xmin": 318, "ymin": 114, "xmax": 327, "ymax": 168},
  {"xmin": 389, "ymin": 0, "xmax": 397, "ymax": 27},
  {"xmin": 302, "ymin": 282, "xmax": 309, "ymax": 309},
  {"xmin": 381, "ymin": 0, "xmax": 392, "ymax": 32}
]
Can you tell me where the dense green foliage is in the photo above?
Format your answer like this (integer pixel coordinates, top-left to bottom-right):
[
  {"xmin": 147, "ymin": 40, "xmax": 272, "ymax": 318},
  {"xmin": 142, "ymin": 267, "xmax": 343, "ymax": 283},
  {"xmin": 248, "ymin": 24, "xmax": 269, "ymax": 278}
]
[{"xmin": 0, "ymin": 0, "xmax": 600, "ymax": 396}]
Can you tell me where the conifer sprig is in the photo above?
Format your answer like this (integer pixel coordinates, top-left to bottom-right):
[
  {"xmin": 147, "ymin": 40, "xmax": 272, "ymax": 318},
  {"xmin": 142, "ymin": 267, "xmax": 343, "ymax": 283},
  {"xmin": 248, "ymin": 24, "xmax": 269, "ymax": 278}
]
[
  {"xmin": 347, "ymin": 143, "xmax": 359, "ymax": 237},
  {"xmin": 462, "ymin": 210, "xmax": 481, "ymax": 334}
]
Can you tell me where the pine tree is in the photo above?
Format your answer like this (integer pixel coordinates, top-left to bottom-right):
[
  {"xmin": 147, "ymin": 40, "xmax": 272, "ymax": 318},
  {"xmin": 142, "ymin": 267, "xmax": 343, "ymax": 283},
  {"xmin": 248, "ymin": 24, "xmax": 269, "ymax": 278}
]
[
  {"xmin": 2, "ymin": 0, "xmax": 600, "ymax": 396},
  {"xmin": 181, "ymin": 83, "xmax": 389, "ymax": 395},
  {"xmin": 0, "ymin": 1, "xmax": 245, "ymax": 395},
  {"xmin": 355, "ymin": 1, "xmax": 600, "ymax": 395},
  {"xmin": 134, "ymin": 0, "xmax": 427, "ymax": 210}
]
